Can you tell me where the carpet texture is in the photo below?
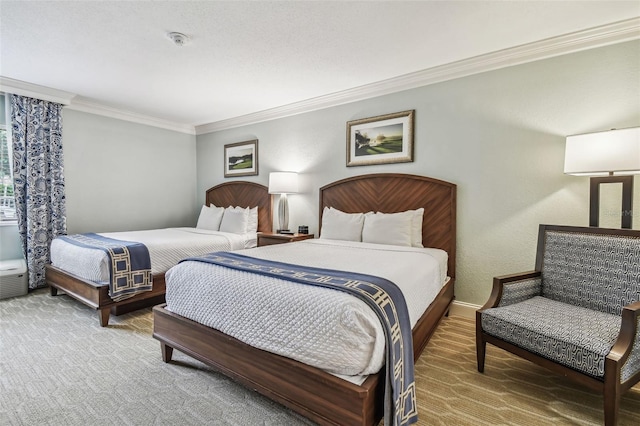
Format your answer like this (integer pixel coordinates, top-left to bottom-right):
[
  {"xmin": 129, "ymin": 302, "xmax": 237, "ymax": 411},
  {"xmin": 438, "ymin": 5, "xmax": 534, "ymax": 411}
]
[{"xmin": 1, "ymin": 289, "xmax": 639, "ymax": 425}]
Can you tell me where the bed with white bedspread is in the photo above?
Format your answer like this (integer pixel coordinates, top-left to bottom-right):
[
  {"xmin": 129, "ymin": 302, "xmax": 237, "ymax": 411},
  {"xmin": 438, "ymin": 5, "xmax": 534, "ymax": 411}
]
[
  {"xmin": 51, "ymin": 227, "xmax": 253, "ymax": 282},
  {"xmin": 153, "ymin": 173, "xmax": 457, "ymax": 426},
  {"xmin": 46, "ymin": 181, "xmax": 272, "ymax": 327},
  {"xmin": 166, "ymin": 239, "xmax": 447, "ymax": 381}
]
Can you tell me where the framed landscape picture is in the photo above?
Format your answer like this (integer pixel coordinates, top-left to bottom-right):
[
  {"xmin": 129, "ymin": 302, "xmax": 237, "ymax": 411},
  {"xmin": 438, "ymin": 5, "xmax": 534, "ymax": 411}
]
[
  {"xmin": 224, "ymin": 139, "xmax": 258, "ymax": 177},
  {"xmin": 346, "ymin": 110, "xmax": 414, "ymax": 167}
]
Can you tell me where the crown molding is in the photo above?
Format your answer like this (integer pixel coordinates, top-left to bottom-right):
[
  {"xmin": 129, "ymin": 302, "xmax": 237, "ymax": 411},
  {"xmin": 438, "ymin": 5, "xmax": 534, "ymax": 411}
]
[
  {"xmin": 3, "ymin": 18, "xmax": 639, "ymax": 136},
  {"xmin": 67, "ymin": 97, "xmax": 196, "ymax": 135},
  {"xmin": 0, "ymin": 76, "xmax": 76, "ymax": 105},
  {"xmin": 0, "ymin": 76, "xmax": 196, "ymax": 134},
  {"xmin": 195, "ymin": 17, "xmax": 640, "ymax": 135}
]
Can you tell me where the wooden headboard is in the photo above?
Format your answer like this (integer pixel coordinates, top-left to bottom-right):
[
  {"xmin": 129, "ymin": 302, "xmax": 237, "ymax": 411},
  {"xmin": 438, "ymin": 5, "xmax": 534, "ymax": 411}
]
[
  {"xmin": 319, "ymin": 173, "xmax": 457, "ymax": 278},
  {"xmin": 205, "ymin": 181, "xmax": 272, "ymax": 233}
]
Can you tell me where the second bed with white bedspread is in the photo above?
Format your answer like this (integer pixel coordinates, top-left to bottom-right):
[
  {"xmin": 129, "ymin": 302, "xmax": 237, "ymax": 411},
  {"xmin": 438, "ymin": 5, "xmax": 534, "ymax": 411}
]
[{"xmin": 50, "ymin": 227, "xmax": 253, "ymax": 283}]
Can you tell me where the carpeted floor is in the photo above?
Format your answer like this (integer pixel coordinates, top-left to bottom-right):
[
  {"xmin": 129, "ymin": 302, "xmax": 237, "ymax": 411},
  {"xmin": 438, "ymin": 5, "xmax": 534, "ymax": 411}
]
[{"xmin": 1, "ymin": 289, "xmax": 639, "ymax": 425}]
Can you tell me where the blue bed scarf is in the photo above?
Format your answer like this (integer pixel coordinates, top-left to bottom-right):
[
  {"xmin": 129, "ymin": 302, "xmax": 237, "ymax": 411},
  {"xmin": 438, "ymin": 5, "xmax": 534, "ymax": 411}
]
[
  {"xmin": 181, "ymin": 251, "xmax": 418, "ymax": 426},
  {"xmin": 58, "ymin": 233, "xmax": 152, "ymax": 302}
]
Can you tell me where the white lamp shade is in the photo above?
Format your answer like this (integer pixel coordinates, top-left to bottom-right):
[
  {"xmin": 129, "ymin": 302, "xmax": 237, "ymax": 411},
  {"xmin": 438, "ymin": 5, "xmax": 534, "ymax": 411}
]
[
  {"xmin": 268, "ymin": 172, "xmax": 299, "ymax": 194},
  {"xmin": 564, "ymin": 127, "xmax": 640, "ymax": 176}
]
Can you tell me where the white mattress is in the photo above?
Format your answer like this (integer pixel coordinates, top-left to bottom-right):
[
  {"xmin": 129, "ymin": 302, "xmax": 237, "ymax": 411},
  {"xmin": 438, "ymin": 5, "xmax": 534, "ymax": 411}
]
[
  {"xmin": 50, "ymin": 227, "xmax": 253, "ymax": 284},
  {"xmin": 164, "ymin": 239, "xmax": 448, "ymax": 383}
]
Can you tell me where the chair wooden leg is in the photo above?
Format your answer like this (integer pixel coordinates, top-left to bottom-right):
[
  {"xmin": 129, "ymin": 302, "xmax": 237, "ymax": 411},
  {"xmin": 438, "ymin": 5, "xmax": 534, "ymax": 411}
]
[
  {"xmin": 603, "ymin": 386, "xmax": 620, "ymax": 426},
  {"xmin": 50, "ymin": 286, "xmax": 58, "ymax": 296},
  {"xmin": 476, "ymin": 338, "xmax": 486, "ymax": 373},
  {"xmin": 476, "ymin": 313, "xmax": 486, "ymax": 373}
]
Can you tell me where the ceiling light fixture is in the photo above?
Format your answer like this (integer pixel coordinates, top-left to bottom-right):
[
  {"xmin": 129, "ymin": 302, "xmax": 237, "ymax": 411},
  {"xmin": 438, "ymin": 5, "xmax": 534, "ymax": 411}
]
[{"xmin": 167, "ymin": 32, "xmax": 190, "ymax": 46}]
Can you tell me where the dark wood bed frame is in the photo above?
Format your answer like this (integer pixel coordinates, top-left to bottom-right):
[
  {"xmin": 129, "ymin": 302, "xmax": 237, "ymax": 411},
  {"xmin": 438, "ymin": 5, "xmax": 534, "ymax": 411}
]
[
  {"xmin": 152, "ymin": 173, "xmax": 457, "ymax": 426},
  {"xmin": 45, "ymin": 181, "xmax": 272, "ymax": 327}
]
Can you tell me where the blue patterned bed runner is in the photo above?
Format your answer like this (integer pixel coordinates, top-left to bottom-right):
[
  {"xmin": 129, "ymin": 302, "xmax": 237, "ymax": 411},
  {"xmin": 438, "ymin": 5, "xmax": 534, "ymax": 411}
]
[
  {"xmin": 58, "ymin": 233, "xmax": 152, "ymax": 302},
  {"xmin": 182, "ymin": 251, "xmax": 418, "ymax": 426}
]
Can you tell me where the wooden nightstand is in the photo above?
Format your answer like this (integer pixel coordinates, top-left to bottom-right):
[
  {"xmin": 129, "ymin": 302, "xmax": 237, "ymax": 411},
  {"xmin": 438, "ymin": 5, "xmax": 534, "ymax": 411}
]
[{"xmin": 257, "ymin": 232, "xmax": 314, "ymax": 247}]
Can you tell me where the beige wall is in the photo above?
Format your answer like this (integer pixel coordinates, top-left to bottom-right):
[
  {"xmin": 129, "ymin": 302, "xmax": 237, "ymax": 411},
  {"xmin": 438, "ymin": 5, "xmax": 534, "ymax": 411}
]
[{"xmin": 196, "ymin": 40, "xmax": 640, "ymax": 306}]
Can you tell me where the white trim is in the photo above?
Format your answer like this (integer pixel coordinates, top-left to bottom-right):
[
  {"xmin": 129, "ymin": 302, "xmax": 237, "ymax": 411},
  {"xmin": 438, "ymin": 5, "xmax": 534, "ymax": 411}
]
[
  {"xmin": 0, "ymin": 78, "xmax": 195, "ymax": 135},
  {"xmin": 67, "ymin": 98, "xmax": 196, "ymax": 135},
  {"xmin": 0, "ymin": 77, "xmax": 76, "ymax": 105},
  {"xmin": 2, "ymin": 18, "xmax": 638, "ymax": 135},
  {"xmin": 449, "ymin": 300, "xmax": 481, "ymax": 320},
  {"xmin": 196, "ymin": 17, "xmax": 640, "ymax": 134}
]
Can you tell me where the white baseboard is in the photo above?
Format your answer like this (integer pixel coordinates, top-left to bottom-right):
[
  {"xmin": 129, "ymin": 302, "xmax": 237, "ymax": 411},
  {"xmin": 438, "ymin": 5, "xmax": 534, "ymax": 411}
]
[{"xmin": 449, "ymin": 300, "xmax": 481, "ymax": 319}]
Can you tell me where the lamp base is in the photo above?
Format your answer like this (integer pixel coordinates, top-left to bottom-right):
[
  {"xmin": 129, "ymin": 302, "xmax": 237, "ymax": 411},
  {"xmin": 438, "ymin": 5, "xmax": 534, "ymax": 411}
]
[
  {"xmin": 277, "ymin": 230, "xmax": 293, "ymax": 235},
  {"xmin": 277, "ymin": 194, "xmax": 290, "ymax": 234}
]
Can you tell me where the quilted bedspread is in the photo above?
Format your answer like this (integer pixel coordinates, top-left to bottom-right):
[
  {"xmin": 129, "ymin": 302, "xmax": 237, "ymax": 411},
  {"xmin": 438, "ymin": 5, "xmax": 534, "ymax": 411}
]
[
  {"xmin": 183, "ymin": 250, "xmax": 419, "ymax": 426},
  {"xmin": 50, "ymin": 227, "xmax": 250, "ymax": 284},
  {"xmin": 164, "ymin": 239, "xmax": 447, "ymax": 380}
]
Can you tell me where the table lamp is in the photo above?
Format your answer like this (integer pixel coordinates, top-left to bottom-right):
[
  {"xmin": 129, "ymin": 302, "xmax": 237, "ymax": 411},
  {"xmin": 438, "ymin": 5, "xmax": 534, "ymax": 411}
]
[{"xmin": 268, "ymin": 171, "xmax": 299, "ymax": 233}]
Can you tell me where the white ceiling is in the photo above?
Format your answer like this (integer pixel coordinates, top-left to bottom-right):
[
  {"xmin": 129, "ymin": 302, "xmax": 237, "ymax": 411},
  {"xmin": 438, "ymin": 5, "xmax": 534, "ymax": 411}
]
[{"xmin": 1, "ymin": 1, "xmax": 639, "ymax": 132}]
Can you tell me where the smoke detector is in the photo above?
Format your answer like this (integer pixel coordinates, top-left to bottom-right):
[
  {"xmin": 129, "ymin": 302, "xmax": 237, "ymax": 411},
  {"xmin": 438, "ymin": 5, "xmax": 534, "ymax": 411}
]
[{"xmin": 167, "ymin": 32, "xmax": 190, "ymax": 46}]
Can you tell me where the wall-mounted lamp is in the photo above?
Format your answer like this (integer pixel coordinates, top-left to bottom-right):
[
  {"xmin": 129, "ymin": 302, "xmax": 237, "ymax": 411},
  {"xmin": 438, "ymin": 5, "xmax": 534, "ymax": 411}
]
[
  {"xmin": 564, "ymin": 127, "xmax": 640, "ymax": 229},
  {"xmin": 268, "ymin": 171, "xmax": 299, "ymax": 234}
]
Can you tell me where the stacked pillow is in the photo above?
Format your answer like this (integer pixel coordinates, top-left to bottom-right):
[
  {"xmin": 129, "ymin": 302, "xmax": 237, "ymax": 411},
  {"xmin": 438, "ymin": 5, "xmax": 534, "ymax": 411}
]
[
  {"xmin": 196, "ymin": 205, "xmax": 224, "ymax": 231},
  {"xmin": 319, "ymin": 207, "xmax": 367, "ymax": 242},
  {"xmin": 320, "ymin": 207, "xmax": 424, "ymax": 247},
  {"xmin": 196, "ymin": 204, "xmax": 258, "ymax": 234}
]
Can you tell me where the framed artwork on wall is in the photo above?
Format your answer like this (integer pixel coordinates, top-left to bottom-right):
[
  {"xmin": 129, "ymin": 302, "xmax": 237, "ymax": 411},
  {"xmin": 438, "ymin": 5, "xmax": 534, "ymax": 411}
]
[
  {"xmin": 346, "ymin": 110, "xmax": 414, "ymax": 167},
  {"xmin": 224, "ymin": 139, "xmax": 259, "ymax": 177}
]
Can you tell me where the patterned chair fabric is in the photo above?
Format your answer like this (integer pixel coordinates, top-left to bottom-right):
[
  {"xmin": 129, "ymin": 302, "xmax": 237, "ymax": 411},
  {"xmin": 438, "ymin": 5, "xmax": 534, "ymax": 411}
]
[
  {"xmin": 480, "ymin": 227, "xmax": 640, "ymax": 384},
  {"xmin": 626, "ymin": 317, "xmax": 640, "ymax": 382},
  {"xmin": 541, "ymin": 231, "xmax": 640, "ymax": 316},
  {"xmin": 482, "ymin": 296, "xmax": 621, "ymax": 378},
  {"xmin": 497, "ymin": 277, "xmax": 542, "ymax": 307}
]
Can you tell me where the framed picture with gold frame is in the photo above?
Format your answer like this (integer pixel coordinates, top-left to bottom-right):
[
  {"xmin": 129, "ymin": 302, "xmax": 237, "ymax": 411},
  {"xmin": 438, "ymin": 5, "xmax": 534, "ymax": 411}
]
[{"xmin": 346, "ymin": 110, "xmax": 414, "ymax": 167}]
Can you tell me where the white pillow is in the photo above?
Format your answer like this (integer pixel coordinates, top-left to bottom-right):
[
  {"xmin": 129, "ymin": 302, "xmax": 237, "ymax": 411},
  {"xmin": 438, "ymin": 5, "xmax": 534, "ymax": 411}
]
[
  {"xmin": 410, "ymin": 208, "xmax": 424, "ymax": 248},
  {"xmin": 196, "ymin": 205, "xmax": 225, "ymax": 231},
  {"xmin": 227, "ymin": 206, "xmax": 258, "ymax": 233},
  {"xmin": 247, "ymin": 206, "xmax": 258, "ymax": 233},
  {"xmin": 320, "ymin": 207, "xmax": 365, "ymax": 241},
  {"xmin": 219, "ymin": 207, "xmax": 250, "ymax": 234},
  {"xmin": 362, "ymin": 211, "xmax": 413, "ymax": 246}
]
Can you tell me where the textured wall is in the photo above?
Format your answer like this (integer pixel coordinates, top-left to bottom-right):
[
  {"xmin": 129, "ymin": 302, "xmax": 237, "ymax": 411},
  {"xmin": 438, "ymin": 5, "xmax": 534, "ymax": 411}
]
[
  {"xmin": 62, "ymin": 110, "xmax": 197, "ymax": 233},
  {"xmin": 3, "ymin": 41, "xmax": 637, "ymax": 305},
  {"xmin": 196, "ymin": 40, "xmax": 640, "ymax": 306}
]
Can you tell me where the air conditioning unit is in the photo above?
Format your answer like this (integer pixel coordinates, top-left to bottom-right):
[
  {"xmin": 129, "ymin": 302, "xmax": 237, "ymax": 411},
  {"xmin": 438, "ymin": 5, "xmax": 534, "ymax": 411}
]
[{"xmin": 0, "ymin": 259, "xmax": 28, "ymax": 300}]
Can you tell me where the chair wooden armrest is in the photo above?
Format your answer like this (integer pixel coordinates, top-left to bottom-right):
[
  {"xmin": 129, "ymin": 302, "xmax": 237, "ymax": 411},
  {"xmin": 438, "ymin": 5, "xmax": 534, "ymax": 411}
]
[
  {"xmin": 608, "ymin": 301, "xmax": 640, "ymax": 366},
  {"xmin": 480, "ymin": 270, "xmax": 541, "ymax": 310}
]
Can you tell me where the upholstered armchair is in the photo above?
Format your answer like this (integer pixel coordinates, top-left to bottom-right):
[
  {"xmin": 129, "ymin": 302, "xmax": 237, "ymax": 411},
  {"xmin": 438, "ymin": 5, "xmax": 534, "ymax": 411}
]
[{"xmin": 476, "ymin": 225, "xmax": 640, "ymax": 426}]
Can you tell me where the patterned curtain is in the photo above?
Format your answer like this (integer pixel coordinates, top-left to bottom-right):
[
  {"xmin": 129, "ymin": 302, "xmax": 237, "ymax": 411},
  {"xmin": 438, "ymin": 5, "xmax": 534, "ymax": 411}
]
[{"xmin": 10, "ymin": 94, "xmax": 67, "ymax": 289}]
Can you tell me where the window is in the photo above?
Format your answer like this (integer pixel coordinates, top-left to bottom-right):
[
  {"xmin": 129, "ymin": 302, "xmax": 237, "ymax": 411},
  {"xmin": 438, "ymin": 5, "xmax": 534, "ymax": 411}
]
[{"xmin": 0, "ymin": 93, "xmax": 16, "ymax": 222}]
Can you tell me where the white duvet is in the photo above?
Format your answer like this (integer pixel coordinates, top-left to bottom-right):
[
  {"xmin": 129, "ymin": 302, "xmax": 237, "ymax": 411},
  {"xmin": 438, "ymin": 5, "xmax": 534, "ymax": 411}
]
[
  {"xmin": 165, "ymin": 239, "xmax": 448, "ymax": 382},
  {"xmin": 50, "ymin": 227, "xmax": 253, "ymax": 283}
]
